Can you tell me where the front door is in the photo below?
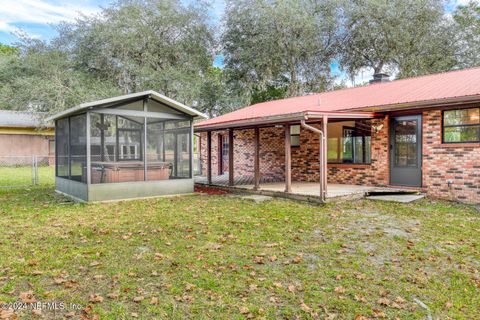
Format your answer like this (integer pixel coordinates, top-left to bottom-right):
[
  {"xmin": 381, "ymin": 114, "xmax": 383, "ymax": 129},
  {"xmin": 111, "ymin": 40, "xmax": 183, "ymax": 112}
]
[{"xmin": 390, "ymin": 115, "xmax": 422, "ymax": 187}]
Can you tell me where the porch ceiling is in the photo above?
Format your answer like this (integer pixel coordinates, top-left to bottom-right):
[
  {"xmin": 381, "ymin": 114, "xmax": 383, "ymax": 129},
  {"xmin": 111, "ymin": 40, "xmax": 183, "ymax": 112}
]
[{"xmin": 194, "ymin": 111, "xmax": 380, "ymax": 132}]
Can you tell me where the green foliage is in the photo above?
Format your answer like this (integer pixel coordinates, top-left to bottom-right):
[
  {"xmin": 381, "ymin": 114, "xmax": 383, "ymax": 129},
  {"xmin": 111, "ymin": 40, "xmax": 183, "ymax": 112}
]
[
  {"xmin": 453, "ymin": 1, "xmax": 480, "ymax": 68},
  {"xmin": 0, "ymin": 0, "xmax": 219, "ymax": 116},
  {"xmin": 338, "ymin": 0, "xmax": 457, "ymax": 79},
  {"xmin": 250, "ymin": 83, "xmax": 289, "ymax": 105},
  {"xmin": 222, "ymin": 0, "xmax": 339, "ymax": 104},
  {"xmin": 1, "ymin": 0, "xmax": 480, "ymax": 116},
  {"xmin": 0, "ymin": 43, "xmax": 17, "ymax": 55}
]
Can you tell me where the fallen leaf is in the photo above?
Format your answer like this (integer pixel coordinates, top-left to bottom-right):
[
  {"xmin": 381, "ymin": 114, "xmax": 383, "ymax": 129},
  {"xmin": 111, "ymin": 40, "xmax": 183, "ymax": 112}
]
[
  {"xmin": 185, "ymin": 283, "xmax": 196, "ymax": 291},
  {"xmin": 354, "ymin": 295, "xmax": 367, "ymax": 303},
  {"xmin": 372, "ymin": 309, "xmax": 386, "ymax": 318},
  {"xmin": 300, "ymin": 301, "xmax": 312, "ymax": 313},
  {"xmin": 394, "ymin": 296, "xmax": 405, "ymax": 304},
  {"xmin": 334, "ymin": 286, "xmax": 345, "ymax": 294},
  {"xmin": 239, "ymin": 306, "xmax": 249, "ymax": 314},
  {"xmin": 106, "ymin": 292, "xmax": 119, "ymax": 300},
  {"xmin": 379, "ymin": 289, "xmax": 389, "ymax": 297},
  {"xmin": 19, "ymin": 291, "xmax": 36, "ymax": 303},
  {"xmin": 31, "ymin": 309, "xmax": 42, "ymax": 317},
  {"xmin": 89, "ymin": 294, "xmax": 104, "ymax": 303},
  {"xmin": 150, "ymin": 297, "xmax": 159, "ymax": 305},
  {"xmin": 253, "ymin": 256, "xmax": 264, "ymax": 264},
  {"xmin": 133, "ymin": 296, "xmax": 144, "ymax": 303}
]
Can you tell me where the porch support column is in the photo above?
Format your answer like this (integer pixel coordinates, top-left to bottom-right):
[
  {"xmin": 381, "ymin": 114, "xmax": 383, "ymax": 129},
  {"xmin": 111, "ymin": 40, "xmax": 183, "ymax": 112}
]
[
  {"xmin": 254, "ymin": 126, "xmax": 260, "ymax": 190},
  {"xmin": 321, "ymin": 116, "xmax": 328, "ymax": 198},
  {"xmin": 284, "ymin": 123, "xmax": 292, "ymax": 193},
  {"xmin": 86, "ymin": 112, "xmax": 91, "ymax": 185},
  {"xmin": 228, "ymin": 129, "xmax": 234, "ymax": 186},
  {"xmin": 207, "ymin": 131, "xmax": 212, "ymax": 185}
]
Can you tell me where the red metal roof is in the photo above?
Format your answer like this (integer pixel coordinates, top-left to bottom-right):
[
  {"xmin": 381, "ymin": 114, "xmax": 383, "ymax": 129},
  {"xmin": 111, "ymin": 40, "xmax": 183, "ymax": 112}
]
[{"xmin": 196, "ymin": 66, "xmax": 480, "ymax": 128}]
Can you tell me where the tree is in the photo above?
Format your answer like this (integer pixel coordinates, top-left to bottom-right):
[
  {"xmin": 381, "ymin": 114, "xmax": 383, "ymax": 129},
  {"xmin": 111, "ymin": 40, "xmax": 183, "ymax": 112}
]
[
  {"xmin": 222, "ymin": 0, "xmax": 340, "ymax": 104},
  {"xmin": 0, "ymin": 35, "xmax": 121, "ymax": 115},
  {"xmin": 339, "ymin": 0, "xmax": 457, "ymax": 79},
  {"xmin": 453, "ymin": 1, "xmax": 480, "ymax": 68},
  {"xmin": 56, "ymin": 0, "xmax": 215, "ymax": 106},
  {"xmin": 0, "ymin": 0, "xmax": 220, "ymax": 116}
]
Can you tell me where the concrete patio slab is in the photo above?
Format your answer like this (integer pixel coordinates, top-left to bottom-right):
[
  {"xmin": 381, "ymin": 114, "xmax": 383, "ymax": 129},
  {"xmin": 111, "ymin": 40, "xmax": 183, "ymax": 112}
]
[
  {"xmin": 239, "ymin": 195, "xmax": 273, "ymax": 203},
  {"xmin": 366, "ymin": 194, "xmax": 425, "ymax": 203}
]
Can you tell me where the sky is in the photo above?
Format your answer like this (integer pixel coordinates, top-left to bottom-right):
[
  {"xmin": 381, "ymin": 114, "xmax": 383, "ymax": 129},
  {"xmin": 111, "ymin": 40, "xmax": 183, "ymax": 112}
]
[{"xmin": 0, "ymin": 0, "xmax": 474, "ymax": 86}]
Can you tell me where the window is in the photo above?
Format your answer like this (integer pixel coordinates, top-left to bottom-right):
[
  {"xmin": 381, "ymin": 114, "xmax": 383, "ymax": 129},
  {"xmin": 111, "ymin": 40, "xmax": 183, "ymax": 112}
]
[
  {"xmin": 327, "ymin": 121, "xmax": 371, "ymax": 164},
  {"xmin": 49, "ymin": 139, "xmax": 55, "ymax": 155},
  {"xmin": 443, "ymin": 108, "xmax": 480, "ymax": 143},
  {"xmin": 394, "ymin": 119, "xmax": 418, "ymax": 167},
  {"xmin": 222, "ymin": 135, "xmax": 229, "ymax": 157},
  {"xmin": 290, "ymin": 125, "xmax": 300, "ymax": 147}
]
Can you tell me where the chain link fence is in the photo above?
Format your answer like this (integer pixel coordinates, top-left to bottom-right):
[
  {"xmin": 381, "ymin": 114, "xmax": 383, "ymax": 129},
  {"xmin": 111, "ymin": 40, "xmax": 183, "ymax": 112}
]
[{"xmin": 0, "ymin": 155, "xmax": 55, "ymax": 188}]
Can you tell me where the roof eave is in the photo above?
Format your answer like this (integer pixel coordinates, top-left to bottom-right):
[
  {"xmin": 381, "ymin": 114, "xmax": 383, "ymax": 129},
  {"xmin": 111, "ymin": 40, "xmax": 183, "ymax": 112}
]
[
  {"xmin": 46, "ymin": 90, "xmax": 207, "ymax": 122},
  {"xmin": 194, "ymin": 110, "xmax": 381, "ymax": 131},
  {"xmin": 342, "ymin": 95, "xmax": 480, "ymax": 112}
]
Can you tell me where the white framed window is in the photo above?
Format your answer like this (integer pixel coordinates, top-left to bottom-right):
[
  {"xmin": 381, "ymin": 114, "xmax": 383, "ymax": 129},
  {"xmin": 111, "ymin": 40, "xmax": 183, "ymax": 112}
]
[{"xmin": 290, "ymin": 125, "xmax": 300, "ymax": 147}]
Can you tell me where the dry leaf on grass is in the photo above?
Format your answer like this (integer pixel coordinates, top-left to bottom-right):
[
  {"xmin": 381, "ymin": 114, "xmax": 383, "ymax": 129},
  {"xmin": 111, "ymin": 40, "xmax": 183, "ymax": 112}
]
[
  {"xmin": 334, "ymin": 286, "xmax": 345, "ymax": 294},
  {"xmin": 88, "ymin": 294, "xmax": 104, "ymax": 303},
  {"xmin": 19, "ymin": 291, "xmax": 36, "ymax": 303},
  {"xmin": 239, "ymin": 306, "xmax": 249, "ymax": 314},
  {"xmin": 106, "ymin": 292, "xmax": 119, "ymax": 300}
]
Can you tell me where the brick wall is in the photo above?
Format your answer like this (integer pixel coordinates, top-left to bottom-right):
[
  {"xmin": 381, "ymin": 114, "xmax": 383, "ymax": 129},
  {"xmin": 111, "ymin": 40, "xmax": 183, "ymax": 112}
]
[
  {"xmin": 199, "ymin": 120, "xmax": 389, "ymax": 185},
  {"xmin": 198, "ymin": 111, "xmax": 480, "ymax": 204},
  {"xmin": 422, "ymin": 109, "xmax": 480, "ymax": 203},
  {"xmin": 200, "ymin": 127, "xmax": 285, "ymax": 181},
  {"xmin": 291, "ymin": 119, "xmax": 389, "ymax": 186}
]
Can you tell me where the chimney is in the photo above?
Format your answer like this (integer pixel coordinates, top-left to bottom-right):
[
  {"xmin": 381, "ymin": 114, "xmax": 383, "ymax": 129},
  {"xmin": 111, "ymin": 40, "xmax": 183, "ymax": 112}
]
[{"xmin": 369, "ymin": 73, "xmax": 390, "ymax": 84}]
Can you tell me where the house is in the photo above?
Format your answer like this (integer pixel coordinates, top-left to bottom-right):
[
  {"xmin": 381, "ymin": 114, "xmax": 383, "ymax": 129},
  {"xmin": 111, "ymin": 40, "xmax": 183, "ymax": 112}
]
[
  {"xmin": 46, "ymin": 91, "xmax": 206, "ymax": 202},
  {"xmin": 195, "ymin": 67, "xmax": 480, "ymax": 204},
  {"xmin": 0, "ymin": 110, "xmax": 55, "ymax": 165}
]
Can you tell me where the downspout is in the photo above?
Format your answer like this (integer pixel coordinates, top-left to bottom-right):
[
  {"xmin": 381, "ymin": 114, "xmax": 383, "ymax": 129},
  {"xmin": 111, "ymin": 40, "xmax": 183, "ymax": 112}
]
[{"xmin": 301, "ymin": 118, "xmax": 327, "ymax": 202}]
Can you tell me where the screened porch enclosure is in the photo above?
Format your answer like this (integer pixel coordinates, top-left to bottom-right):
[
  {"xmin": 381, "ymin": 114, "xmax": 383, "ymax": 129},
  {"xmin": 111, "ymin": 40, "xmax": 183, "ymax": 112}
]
[
  {"xmin": 56, "ymin": 100, "xmax": 193, "ymax": 185},
  {"xmin": 50, "ymin": 91, "xmax": 203, "ymax": 202}
]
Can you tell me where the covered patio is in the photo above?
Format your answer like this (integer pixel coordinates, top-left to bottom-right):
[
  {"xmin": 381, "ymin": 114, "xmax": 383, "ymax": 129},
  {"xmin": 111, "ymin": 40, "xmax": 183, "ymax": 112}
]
[
  {"xmin": 194, "ymin": 110, "xmax": 386, "ymax": 203},
  {"xmin": 194, "ymin": 174, "xmax": 379, "ymax": 200}
]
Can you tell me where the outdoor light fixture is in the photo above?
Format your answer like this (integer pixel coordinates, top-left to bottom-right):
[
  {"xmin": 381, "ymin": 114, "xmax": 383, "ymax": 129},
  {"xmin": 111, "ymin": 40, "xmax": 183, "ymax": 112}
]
[{"xmin": 372, "ymin": 124, "xmax": 384, "ymax": 133}]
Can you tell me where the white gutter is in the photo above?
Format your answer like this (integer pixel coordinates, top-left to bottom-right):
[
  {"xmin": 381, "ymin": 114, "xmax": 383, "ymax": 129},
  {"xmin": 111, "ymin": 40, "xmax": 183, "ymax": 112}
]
[{"xmin": 300, "ymin": 118, "xmax": 327, "ymax": 202}]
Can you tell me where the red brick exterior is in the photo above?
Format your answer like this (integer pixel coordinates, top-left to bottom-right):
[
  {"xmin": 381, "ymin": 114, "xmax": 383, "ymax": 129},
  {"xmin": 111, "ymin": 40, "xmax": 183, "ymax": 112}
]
[
  {"xmin": 200, "ymin": 127, "xmax": 286, "ymax": 182},
  {"xmin": 199, "ymin": 108, "xmax": 479, "ymax": 204},
  {"xmin": 422, "ymin": 109, "xmax": 480, "ymax": 203}
]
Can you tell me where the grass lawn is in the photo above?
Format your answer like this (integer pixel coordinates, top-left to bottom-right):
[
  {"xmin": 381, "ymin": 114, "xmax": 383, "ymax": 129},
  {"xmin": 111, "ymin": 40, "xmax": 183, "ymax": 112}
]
[
  {"xmin": 0, "ymin": 185, "xmax": 479, "ymax": 319},
  {"xmin": 0, "ymin": 166, "xmax": 54, "ymax": 187}
]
